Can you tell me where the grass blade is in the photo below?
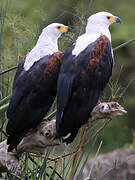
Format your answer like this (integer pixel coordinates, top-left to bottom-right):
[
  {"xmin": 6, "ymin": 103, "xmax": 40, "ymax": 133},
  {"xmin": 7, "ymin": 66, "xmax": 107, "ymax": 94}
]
[
  {"xmin": 0, "ymin": 95, "xmax": 11, "ymax": 106},
  {"xmin": 0, "ymin": 102, "xmax": 9, "ymax": 113},
  {"xmin": 113, "ymin": 37, "xmax": 135, "ymax": 51},
  {"xmin": 0, "ymin": 66, "xmax": 17, "ymax": 76},
  {"xmin": 88, "ymin": 140, "xmax": 103, "ymax": 178}
]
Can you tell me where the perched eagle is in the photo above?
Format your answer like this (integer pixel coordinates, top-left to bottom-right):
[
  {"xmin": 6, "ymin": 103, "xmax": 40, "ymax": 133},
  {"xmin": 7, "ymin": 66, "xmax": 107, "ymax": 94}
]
[
  {"xmin": 56, "ymin": 12, "xmax": 121, "ymax": 143},
  {"xmin": 6, "ymin": 23, "xmax": 71, "ymax": 152}
]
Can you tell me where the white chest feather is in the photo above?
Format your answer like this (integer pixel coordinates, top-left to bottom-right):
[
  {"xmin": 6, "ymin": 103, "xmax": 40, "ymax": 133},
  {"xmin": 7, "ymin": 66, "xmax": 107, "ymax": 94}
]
[
  {"xmin": 72, "ymin": 34, "xmax": 100, "ymax": 56},
  {"xmin": 23, "ymin": 29, "xmax": 59, "ymax": 71},
  {"xmin": 23, "ymin": 45, "xmax": 55, "ymax": 71},
  {"xmin": 72, "ymin": 31, "xmax": 111, "ymax": 57}
]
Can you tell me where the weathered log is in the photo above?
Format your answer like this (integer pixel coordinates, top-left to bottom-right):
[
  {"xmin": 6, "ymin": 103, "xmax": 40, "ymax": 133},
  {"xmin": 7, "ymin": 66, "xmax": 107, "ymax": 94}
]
[{"xmin": 0, "ymin": 101, "xmax": 127, "ymax": 175}]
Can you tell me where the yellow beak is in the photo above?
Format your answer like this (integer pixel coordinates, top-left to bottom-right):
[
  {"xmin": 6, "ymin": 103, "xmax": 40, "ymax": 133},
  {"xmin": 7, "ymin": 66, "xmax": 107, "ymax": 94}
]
[
  {"xmin": 58, "ymin": 26, "xmax": 72, "ymax": 33},
  {"xmin": 109, "ymin": 16, "xmax": 122, "ymax": 24}
]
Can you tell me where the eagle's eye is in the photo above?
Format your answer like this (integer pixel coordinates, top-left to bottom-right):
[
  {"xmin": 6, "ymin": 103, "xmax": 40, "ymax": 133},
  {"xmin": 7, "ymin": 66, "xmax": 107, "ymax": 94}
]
[
  {"xmin": 107, "ymin": 16, "xmax": 111, "ymax": 20},
  {"xmin": 57, "ymin": 26, "xmax": 61, "ymax": 29}
]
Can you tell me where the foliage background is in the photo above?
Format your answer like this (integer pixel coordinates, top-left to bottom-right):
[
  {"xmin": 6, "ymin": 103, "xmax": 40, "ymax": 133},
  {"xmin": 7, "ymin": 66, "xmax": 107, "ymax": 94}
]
[{"xmin": 0, "ymin": 0, "xmax": 135, "ymax": 178}]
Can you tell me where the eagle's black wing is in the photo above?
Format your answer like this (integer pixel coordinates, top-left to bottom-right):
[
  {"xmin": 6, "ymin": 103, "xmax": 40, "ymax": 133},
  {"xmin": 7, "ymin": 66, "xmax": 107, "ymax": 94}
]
[{"xmin": 56, "ymin": 45, "xmax": 76, "ymax": 128}]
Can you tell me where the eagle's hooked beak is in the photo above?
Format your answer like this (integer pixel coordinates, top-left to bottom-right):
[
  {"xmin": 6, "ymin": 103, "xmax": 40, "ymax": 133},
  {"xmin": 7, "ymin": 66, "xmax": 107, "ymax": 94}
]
[
  {"xmin": 58, "ymin": 26, "xmax": 72, "ymax": 33},
  {"xmin": 108, "ymin": 16, "xmax": 122, "ymax": 24},
  {"xmin": 115, "ymin": 16, "xmax": 122, "ymax": 24},
  {"xmin": 67, "ymin": 27, "xmax": 72, "ymax": 32}
]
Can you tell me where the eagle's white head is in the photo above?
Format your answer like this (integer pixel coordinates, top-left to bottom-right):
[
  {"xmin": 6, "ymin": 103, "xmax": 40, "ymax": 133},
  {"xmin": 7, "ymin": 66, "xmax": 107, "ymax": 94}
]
[
  {"xmin": 72, "ymin": 12, "xmax": 121, "ymax": 56},
  {"xmin": 86, "ymin": 11, "xmax": 121, "ymax": 34},
  {"xmin": 37, "ymin": 23, "xmax": 71, "ymax": 45},
  {"xmin": 24, "ymin": 23, "xmax": 71, "ymax": 71}
]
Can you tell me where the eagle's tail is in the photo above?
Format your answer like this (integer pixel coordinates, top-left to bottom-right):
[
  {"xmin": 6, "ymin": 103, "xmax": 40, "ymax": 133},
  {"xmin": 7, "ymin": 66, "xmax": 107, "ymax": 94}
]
[{"xmin": 7, "ymin": 132, "xmax": 26, "ymax": 152}]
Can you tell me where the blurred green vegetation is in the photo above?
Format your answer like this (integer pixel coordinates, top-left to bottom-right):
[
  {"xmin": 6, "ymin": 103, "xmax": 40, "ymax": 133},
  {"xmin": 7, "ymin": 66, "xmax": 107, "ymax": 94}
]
[
  {"xmin": 0, "ymin": 0, "xmax": 135, "ymax": 178},
  {"xmin": 0, "ymin": 0, "xmax": 135, "ymax": 155}
]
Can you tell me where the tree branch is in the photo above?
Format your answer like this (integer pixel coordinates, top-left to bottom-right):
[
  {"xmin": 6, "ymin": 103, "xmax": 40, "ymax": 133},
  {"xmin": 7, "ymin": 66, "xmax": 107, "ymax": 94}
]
[{"xmin": 0, "ymin": 101, "xmax": 127, "ymax": 175}]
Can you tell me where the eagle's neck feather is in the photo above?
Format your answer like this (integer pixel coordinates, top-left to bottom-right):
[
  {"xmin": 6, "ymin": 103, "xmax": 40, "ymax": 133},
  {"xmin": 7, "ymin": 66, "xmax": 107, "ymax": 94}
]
[
  {"xmin": 72, "ymin": 26, "xmax": 111, "ymax": 57},
  {"xmin": 24, "ymin": 33, "xmax": 58, "ymax": 71}
]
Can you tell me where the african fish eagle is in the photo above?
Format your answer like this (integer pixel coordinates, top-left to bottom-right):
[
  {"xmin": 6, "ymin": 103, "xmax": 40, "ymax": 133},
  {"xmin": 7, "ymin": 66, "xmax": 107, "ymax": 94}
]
[
  {"xmin": 56, "ymin": 12, "xmax": 121, "ymax": 143},
  {"xmin": 6, "ymin": 23, "xmax": 71, "ymax": 152}
]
